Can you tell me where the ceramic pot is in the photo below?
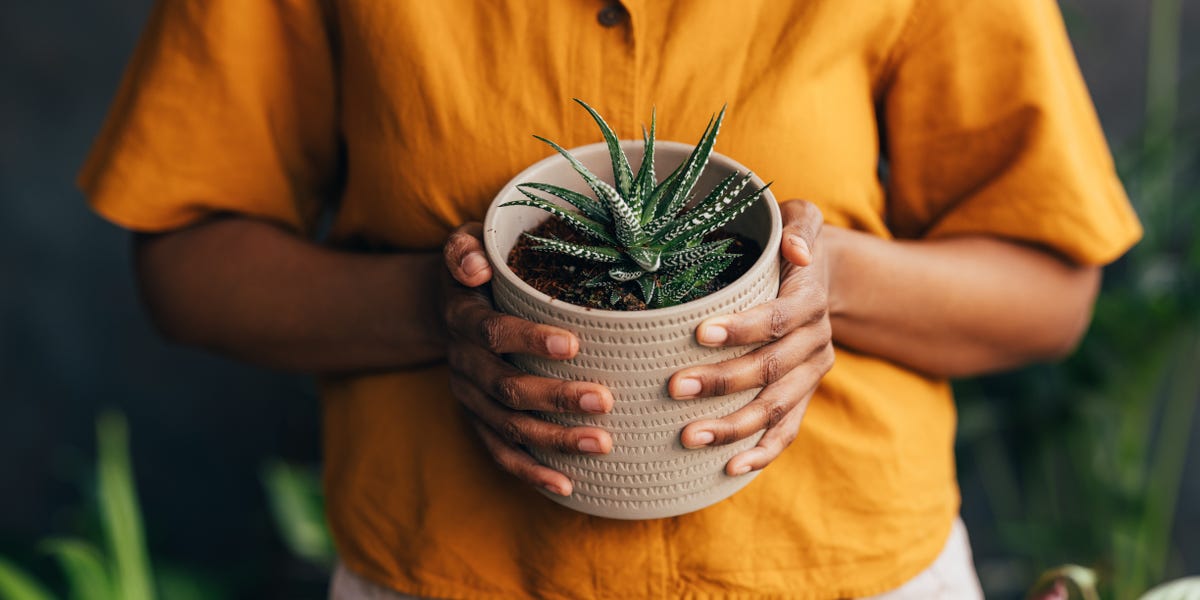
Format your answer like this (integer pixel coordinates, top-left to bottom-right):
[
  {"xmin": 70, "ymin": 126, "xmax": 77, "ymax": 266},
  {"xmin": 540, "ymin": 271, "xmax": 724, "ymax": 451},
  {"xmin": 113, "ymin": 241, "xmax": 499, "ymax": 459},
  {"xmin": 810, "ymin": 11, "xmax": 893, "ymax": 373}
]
[{"xmin": 483, "ymin": 140, "xmax": 782, "ymax": 519}]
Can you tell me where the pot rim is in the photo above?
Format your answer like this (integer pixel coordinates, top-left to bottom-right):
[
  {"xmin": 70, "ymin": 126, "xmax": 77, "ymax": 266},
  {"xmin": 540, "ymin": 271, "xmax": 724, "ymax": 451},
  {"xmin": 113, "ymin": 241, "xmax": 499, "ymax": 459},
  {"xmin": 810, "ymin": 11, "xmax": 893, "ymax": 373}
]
[{"xmin": 483, "ymin": 140, "xmax": 783, "ymax": 320}]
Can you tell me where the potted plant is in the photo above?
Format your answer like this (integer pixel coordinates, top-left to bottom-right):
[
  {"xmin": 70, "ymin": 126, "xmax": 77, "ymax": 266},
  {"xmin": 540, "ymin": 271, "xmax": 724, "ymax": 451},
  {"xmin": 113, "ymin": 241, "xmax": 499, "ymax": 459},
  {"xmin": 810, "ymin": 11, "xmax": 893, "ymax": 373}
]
[{"xmin": 482, "ymin": 100, "xmax": 782, "ymax": 519}]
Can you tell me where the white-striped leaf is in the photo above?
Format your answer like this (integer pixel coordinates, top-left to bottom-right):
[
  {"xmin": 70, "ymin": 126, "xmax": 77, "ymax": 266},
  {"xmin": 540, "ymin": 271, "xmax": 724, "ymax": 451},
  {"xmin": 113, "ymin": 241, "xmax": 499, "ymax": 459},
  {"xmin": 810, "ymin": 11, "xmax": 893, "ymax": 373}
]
[
  {"xmin": 524, "ymin": 234, "xmax": 623, "ymax": 263},
  {"xmin": 654, "ymin": 105, "xmax": 726, "ymax": 221},
  {"xmin": 502, "ymin": 192, "xmax": 617, "ymax": 245},
  {"xmin": 517, "ymin": 182, "xmax": 609, "ymax": 223},
  {"xmin": 534, "ymin": 135, "xmax": 644, "ymax": 246},
  {"xmin": 607, "ymin": 266, "xmax": 646, "ymax": 282},
  {"xmin": 574, "ymin": 99, "xmax": 637, "ymax": 208},
  {"xmin": 662, "ymin": 238, "xmax": 735, "ymax": 269},
  {"xmin": 663, "ymin": 183, "xmax": 771, "ymax": 251}
]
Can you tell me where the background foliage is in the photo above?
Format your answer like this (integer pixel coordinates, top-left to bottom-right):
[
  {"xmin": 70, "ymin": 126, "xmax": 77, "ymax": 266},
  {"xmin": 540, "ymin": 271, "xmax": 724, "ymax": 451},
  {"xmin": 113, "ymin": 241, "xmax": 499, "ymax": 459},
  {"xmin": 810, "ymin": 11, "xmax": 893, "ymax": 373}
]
[{"xmin": 0, "ymin": 1, "xmax": 1196, "ymax": 598}]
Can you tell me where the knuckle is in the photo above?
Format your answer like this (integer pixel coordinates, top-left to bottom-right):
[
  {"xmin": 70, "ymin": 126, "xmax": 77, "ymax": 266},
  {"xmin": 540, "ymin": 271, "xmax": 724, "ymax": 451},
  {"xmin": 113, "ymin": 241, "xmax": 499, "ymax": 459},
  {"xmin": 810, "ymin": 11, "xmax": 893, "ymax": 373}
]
[
  {"xmin": 551, "ymin": 381, "xmax": 573, "ymax": 413},
  {"xmin": 759, "ymin": 351, "xmax": 783, "ymax": 385},
  {"xmin": 710, "ymin": 372, "xmax": 732, "ymax": 397},
  {"xmin": 768, "ymin": 304, "xmax": 790, "ymax": 341},
  {"xmin": 500, "ymin": 417, "xmax": 526, "ymax": 446},
  {"xmin": 478, "ymin": 315, "xmax": 507, "ymax": 352},
  {"xmin": 495, "ymin": 375, "xmax": 524, "ymax": 408},
  {"xmin": 763, "ymin": 402, "xmax": 788, "ymax": 429}
]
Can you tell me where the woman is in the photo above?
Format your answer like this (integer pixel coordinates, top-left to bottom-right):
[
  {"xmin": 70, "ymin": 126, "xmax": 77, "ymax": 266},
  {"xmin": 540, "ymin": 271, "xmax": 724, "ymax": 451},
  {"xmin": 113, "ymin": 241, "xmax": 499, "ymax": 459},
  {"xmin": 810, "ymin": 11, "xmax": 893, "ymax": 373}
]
[{"xmin": 80, "ymin": 1, "xmax": 1141, "ymax": 598}]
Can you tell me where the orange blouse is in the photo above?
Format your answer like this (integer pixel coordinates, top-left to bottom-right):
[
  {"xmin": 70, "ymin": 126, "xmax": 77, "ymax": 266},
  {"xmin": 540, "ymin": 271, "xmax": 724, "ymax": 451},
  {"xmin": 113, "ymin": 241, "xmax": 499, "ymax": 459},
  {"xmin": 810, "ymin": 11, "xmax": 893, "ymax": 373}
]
[{"xmin": 81, "ymin": 1, "xmax": 1141, "ymax": 597}]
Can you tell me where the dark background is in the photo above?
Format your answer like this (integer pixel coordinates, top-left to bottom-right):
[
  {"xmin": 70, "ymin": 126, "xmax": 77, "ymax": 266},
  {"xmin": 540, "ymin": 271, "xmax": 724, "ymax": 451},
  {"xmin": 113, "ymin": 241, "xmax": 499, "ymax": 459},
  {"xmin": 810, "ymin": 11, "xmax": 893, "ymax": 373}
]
[{"xmin": 2, "ymin": 1, "xmax": 1198, "ymax": 598}]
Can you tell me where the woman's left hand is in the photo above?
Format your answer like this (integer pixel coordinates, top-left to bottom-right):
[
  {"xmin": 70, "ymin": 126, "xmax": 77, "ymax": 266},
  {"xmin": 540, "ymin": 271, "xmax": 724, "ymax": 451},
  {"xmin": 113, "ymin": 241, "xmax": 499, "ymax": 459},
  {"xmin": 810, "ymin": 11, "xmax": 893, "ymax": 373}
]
[{"xmin": 668, "ymin": 199, "xmax": 835, "ymax": 476}]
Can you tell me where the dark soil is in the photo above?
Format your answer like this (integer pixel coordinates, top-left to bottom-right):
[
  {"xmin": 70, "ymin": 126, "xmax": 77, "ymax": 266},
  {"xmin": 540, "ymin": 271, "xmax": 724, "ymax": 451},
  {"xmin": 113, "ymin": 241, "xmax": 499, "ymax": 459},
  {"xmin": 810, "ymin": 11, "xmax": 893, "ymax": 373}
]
[{"xmin": 507, "ymin": 217, "xmax": 762, "ymax": 311}]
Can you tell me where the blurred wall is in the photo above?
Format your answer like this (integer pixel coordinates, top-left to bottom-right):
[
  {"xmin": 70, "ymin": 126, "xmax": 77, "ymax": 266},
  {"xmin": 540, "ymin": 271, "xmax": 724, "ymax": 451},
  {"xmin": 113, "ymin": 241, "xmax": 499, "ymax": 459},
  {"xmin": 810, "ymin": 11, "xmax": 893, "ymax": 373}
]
[{"xmin": 0, "ymin": 0, "xmax": 1196, "ymax": 598}]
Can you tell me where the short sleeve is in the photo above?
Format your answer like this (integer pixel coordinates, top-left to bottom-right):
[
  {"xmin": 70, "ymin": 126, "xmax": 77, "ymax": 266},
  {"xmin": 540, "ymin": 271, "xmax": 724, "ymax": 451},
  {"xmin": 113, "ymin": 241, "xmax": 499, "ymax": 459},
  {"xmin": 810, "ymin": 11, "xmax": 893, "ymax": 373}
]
[
  {"xmin": 881, "ymin": 0, "xmax": 1142, "ymax": 265},
  {"xmin": 78, "ymin": 0, "xmax": 339, "ymax": 234}
]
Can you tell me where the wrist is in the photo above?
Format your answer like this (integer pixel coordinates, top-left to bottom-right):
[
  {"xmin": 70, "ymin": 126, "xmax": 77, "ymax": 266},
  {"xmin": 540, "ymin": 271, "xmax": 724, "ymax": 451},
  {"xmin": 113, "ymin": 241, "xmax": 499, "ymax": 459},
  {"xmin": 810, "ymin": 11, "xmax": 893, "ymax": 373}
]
[{"xmin": 819, "ymin": 226, "xmax": 849, "ymax": 321}]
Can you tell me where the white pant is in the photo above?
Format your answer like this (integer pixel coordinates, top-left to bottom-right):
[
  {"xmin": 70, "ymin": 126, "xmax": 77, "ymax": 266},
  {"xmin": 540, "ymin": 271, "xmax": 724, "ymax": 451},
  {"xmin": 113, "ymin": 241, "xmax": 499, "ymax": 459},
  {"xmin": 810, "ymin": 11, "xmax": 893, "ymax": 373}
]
[{"xmin": 329, "ymin": 517, "xmax": 984, "ymax": 600}]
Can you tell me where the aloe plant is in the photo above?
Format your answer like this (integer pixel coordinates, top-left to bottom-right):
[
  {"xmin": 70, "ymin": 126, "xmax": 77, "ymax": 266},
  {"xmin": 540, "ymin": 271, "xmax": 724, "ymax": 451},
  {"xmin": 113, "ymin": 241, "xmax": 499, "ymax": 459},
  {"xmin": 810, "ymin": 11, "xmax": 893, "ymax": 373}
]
[{"xmin": 503, "ymin": 99, "xmax": 770, "ymax": 308}]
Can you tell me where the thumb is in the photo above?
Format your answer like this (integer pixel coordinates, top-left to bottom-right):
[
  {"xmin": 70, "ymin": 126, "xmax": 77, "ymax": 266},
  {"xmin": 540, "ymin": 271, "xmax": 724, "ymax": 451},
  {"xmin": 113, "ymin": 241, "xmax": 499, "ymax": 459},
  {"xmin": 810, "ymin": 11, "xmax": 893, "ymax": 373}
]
[
  {"xmin": 779, "ymin": 200, "xmax": 824, "ymax": 267},
  {"xmin": 443, "ymin": 222, "xmax": 492, "ymax": 287}
]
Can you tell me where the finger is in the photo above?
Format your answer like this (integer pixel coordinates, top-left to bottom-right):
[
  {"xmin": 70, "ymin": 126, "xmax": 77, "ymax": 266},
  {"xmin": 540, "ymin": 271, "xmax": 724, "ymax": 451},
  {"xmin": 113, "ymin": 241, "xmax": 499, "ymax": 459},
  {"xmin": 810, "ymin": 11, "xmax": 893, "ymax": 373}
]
[
  {"xmin": 443, "ymin": 222, "xmax": 492, "ymax": 287},
  {"xmin": 671, "ymin": 319, "xmax": 831, "ymax": 399},
  {"xmin": 444, "ymin": 288, "xmax": 580, "ymax": 359},
  {"xmin": 448, "ymin": 343, "xmax": 613, "ymax": 413},
  {"xmin": 694, "ymin": 281, "xmax": 828, "ymax": 348},
  {"xmin": 779, "ymin": 200, "xmax": 824, "ymax": 267},
  {"xmin": 679, "ymin": 343, "xmax": 832, "ymax": 448},
  {"xmin": 723, "ymin": 390, "xmax": 813, "ymax": 475},
  {"xmin": 470, "ymin": 418, "xmax": 574, "ymax": 496},
  {"xmin": 451, "ymin": 376, "xmax": 612, "ymax": 455}
]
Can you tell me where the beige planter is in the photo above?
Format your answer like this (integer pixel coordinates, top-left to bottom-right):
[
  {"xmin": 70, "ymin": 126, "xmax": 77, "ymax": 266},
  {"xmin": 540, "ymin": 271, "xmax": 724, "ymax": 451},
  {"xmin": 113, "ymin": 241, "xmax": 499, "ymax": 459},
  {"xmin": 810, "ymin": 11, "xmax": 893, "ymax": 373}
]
[{"xmin": 483, "ymin": 140, "xmax": 782, "ymax": 519}]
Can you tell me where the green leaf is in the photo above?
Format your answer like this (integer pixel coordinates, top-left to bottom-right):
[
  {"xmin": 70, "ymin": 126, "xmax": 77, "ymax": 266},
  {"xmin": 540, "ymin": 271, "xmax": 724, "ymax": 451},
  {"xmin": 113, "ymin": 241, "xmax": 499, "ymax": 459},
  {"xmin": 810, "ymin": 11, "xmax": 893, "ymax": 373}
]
[
  {"xmin": 642, "ymin": 156, "xmax": 689, "ymax": 223},
  {"xmin": 646, "ymin": 171, "xmax": 741, "ymax": 237},
  {"xmin": 573, "ymin": 99, "xmax": 637, "ymax": 209},
  {"xmin": 96, "ymin": 412, "xmax": 155, "ymax": 600},
  {"xmin": 637, "ymin": 276, "xmax": 656, "ymax": 305},
  {"xmin": 661, "ymin": 238, "xmax": 735, "ymax": 269},
  {"xmin": 607, "ymin": 266, "xmax": 646, "ymax": 282},
  {"xmin": 0, "ymin": 557, "xmax": 55, "ymax": 600},
  {"xmin": 584, "ymin": 274, "xmax": 617, "ymax": 289},
  {"xmin": 516, "ymin": 182, "xmax": 609, "ymax": 223},
  {"xmin": 625, "ymin": 246, "xmax": 662, "ymax": 272},
  {"xmin": 525, "ymin": 234, "xmax": 623, "ymax": 264},
  {"xmin": 633, "ymin": 109, "xmax": 657, "ymax": 217},
  {"xmin": 609, "ymin": 288, "xmax": 623, "ymax": 305},
  {"xmin": 40, "ymin": 539, "xmax": 111, "ymax": 600},
  {"xmin": 654, "ymin": 105, "xmax": 726, "ymax": 221},
  {"xmin": 502, "ymin": 192, "xmax": 618, "ymax": 245},
  {"xmin": 261, "ymin": 461, "xmax": 335, "ymax": 568},
  {"xmin": 655, "ymin": 172, "xmax": 754, "ymax": 244},
  {"xmin": 534, "ymin": 135, "xmax": 644, "ymax": 246},
  {"xmin": 663, "ymin": 183, "xmax": 772, "ymax": 251}
]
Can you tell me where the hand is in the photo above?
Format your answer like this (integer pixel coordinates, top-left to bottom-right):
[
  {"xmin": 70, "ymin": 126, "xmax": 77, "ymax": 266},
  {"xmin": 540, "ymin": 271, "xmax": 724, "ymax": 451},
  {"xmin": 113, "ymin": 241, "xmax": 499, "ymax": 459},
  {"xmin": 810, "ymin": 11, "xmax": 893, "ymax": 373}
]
[
  {"xmin": 668, "ymin": 200, "xmax": 835, "ymax": 475},
  {"xmin": 441, "ymin": 223, "xmax": 615, "ymax": 497}
]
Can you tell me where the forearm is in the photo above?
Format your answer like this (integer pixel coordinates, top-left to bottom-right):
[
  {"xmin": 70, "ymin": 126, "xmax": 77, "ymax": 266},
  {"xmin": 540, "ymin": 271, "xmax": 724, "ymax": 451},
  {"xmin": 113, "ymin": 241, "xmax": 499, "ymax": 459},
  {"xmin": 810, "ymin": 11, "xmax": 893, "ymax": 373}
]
[
  {"xmin": 823, "ymin": 227, "xmax": 1100, "ymax": 378},
  {"xmin": 134, "ymin": 217, "xmax": 446, "ymax": 374}
]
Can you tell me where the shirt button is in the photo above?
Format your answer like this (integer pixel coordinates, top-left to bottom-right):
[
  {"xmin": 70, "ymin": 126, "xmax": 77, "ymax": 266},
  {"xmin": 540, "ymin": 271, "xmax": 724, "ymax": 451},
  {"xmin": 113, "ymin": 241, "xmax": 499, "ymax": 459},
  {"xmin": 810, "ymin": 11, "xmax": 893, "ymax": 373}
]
[{"xmin": 597, "ymin": 3, "xmax": 627, "ymax": 27}]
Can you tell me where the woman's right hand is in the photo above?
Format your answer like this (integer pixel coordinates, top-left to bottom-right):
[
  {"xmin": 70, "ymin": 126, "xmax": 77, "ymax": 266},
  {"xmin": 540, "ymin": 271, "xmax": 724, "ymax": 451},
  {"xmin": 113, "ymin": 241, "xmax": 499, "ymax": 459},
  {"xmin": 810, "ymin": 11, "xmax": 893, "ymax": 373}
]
[{"xmin": 441, "ymin": 222, "xmax": 614, "ymax": 497}]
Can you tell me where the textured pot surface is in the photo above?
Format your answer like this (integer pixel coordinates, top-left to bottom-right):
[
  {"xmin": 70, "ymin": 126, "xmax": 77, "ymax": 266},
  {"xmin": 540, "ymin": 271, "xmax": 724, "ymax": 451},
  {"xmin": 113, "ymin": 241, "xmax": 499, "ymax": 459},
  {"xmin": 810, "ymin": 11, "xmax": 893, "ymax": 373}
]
[{"xmin": 483, "ymin": 141, "xmax": 782, "ymax": 519}]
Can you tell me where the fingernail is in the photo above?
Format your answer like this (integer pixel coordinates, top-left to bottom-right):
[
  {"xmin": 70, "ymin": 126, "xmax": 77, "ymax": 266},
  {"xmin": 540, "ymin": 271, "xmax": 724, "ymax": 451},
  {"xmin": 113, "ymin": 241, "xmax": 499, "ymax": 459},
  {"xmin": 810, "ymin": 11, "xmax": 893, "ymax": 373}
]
[
  {"xmin": 788, "ymin": 234, "xmax": 811, "ymax": 262},
  {"xmin": 578, "ymin": 437, "xmax": 603, "ymax": 453},
  {"xmin": 461, "ymin": 252, "xmax": 488, "ymax": 277},
  {"xmin": 731, "ymin": 464, "xmax": 752, "ymax": 476},
  {"xmin": 579, "ymin": 392, "xmax": 606, "ymax": 413},
  {"xmin": 673, "ymin": 377, "xmax": 702, "ymax": 399},
  {"xmin": 697, "ymin": 324, "xmax": 728, "ymax": 346},
  {"xmin": 686, "ymin": 430, "xmax": 715, "ymax": 449},
  {"xmin": 546, "ymin": 335, "xmax": 572, "ymax": 357},
  {"xmin": 544, "ymin": 483, "xmax": 569, "ymax": 497}
]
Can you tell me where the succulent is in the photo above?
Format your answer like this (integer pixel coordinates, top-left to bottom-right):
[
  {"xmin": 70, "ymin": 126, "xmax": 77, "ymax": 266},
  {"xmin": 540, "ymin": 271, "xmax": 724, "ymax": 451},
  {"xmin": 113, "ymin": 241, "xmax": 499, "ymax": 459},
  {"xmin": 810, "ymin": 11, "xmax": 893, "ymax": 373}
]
[{"xmin": 503, "ymin": 99, "xmax": 771, "ymax": 309}]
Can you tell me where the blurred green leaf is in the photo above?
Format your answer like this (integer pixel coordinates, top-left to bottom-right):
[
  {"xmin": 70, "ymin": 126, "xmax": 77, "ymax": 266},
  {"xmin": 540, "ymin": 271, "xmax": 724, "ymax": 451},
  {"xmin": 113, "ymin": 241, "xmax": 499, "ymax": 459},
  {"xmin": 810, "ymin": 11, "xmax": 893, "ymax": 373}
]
[
  {"xmin": 95, "ymin": 413, "xmax": 154, "ymax": 600},
  {"xmin": 39, "ymin": 539, "xmax": 109, "ymax": 600},
  {"xmin": 261, "ymin": 461, "xmax": 334, "ymax": 568},
  {"xmin": 0, "ymin": 558, "xmax": 55, "ymax": 600}
]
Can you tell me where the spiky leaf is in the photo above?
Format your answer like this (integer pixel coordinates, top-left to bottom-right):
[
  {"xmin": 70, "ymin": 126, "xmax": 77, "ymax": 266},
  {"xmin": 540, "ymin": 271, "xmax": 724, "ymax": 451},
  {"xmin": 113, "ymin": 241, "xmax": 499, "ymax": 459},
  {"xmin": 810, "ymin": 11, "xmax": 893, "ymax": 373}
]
[
  {"xmin": 654, "ymin": 105, "xmax": 726, "ymax": 220},
  {"xmin": 518, "ymin": 182, "xmax": 609, "ymax": 223},
  {"xmin": 503, "ymin": 191, "xmax": 617, "ymax": 244},
  {"xmin": 525, "ymin": 234, "xmax": 623, "ymax": 263},
  {"xmin": 662, "ymin": 183, "xmax": 772, "ymax": 250},
  {"xmin": 534, "ymin": 135, "xmax": 643, "ymax": 245},
  {"xmin": 574, "ymin": 99, "xmax": 637, "ymax": 208},
  {"xmin": 625, "ymin": 246, "xmax": 662, "ymax": 272},
  {"xmin": 633, "ymin": 109, "xmax": 657, "ymax": 210},
  {"xmin": 646, "ymin": 171, "xmax": 740, "ymax": 236},
  {"xmin": 662, "ymin": 238, "xmax": 735, "ymax": 269},
  {"xmin": 637, "ymin": 276, "xmax": 656, "ymax": 305},
  {"xmin": 607, "ymin": 266, "xmax": 646, "ymax": 282}
]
